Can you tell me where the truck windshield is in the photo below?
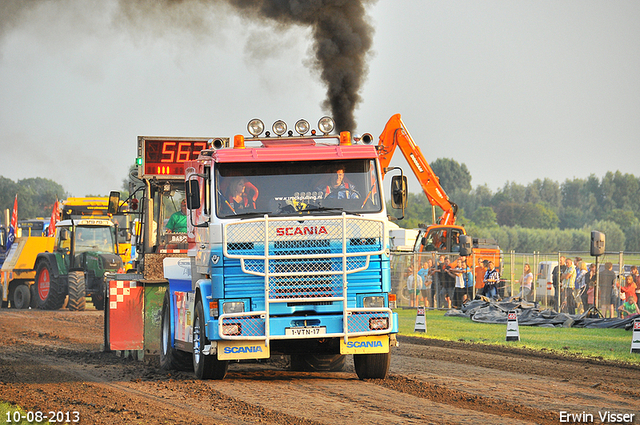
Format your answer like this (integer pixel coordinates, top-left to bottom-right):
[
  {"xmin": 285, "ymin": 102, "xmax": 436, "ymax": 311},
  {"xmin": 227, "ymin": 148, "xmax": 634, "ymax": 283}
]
[
  {"xmin": 215, "ymin": 159, "xmax": 382, "ymax": 218},
  {"xmin": 74, "ymin": 226, "xmax": 116, "ymax": 253}
]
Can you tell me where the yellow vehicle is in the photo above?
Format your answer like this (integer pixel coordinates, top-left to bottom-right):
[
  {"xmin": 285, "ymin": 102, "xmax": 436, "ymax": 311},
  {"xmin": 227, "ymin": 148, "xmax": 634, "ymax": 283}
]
[
  {"xmin": 62, "ymin": 197, "xmax": 132, "ymax": 266},
  {"xmin": 1, "ymin": 236, "xmax": 54, "ymax": 309}
]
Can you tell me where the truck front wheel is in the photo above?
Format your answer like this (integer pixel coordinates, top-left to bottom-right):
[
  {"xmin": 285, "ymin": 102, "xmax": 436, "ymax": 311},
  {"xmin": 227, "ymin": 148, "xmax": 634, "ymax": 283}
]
[
  {"xmin": 193, "ymin": 299, "xmax": 227, "ymax": 380},
  {"xmin": 35, "ymin": 262, "xmax": 65, "ymax": 310},
  {"xmin": 67, "ymin": 271, "xmax": 86, "ymax": 311},
  {"xmin": 354, "ymin": 352, "xmax": 391, "ymax": 380}
]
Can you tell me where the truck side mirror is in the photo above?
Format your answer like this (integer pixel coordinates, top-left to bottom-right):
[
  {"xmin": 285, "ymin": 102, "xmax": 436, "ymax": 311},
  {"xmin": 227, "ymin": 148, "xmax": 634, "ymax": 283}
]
[
  {"xmin": 186, "ymin": 179, "xmax": 201, "ymax": 210},
  {"xmin": 108, "ymin": 191, "xmax": 120, "ymax": 215},
  {"xmin": 60, "ymin": 228, "xmax": 69, "ymax": 241},
  {"xmin": 390, "ymin": 175, "xmax": 407, "ymax": 210},
  {"xmin": 459, "ymin": 235, "xmax": 472, "ymax": 256},
  {"xmin": 590, "ymin": 231, "xmax": 605, "ymax": 257},
  {"xmin": 0, "ymin": 227, "xmax": 6, "ymax": 248}
]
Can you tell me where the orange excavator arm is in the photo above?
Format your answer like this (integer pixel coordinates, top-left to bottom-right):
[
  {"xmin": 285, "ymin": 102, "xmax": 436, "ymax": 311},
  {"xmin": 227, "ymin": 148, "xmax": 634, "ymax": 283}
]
[{"xmin": 377, "ymin": 113, "xmax": 457, "ymax": 226}]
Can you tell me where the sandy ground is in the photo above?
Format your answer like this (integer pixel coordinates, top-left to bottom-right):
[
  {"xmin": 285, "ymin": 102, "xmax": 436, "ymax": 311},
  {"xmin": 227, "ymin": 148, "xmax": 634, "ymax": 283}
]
[{"xmin": 1, "ymin": 308, "xmax": 639, "ymax": 425}]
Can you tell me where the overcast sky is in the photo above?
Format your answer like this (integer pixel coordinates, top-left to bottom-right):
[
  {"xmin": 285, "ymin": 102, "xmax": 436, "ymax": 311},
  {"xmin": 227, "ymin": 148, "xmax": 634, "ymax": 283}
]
[{"xmin": 1, "ymin": 0, "xmax": 638, "ymax": 198}]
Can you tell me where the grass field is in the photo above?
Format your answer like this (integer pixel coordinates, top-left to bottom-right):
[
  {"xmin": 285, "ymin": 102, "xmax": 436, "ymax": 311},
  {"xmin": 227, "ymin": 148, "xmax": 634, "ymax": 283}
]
[{"xmin": 397, "ymin": 308, "xmax": 640, "ymax": 364}]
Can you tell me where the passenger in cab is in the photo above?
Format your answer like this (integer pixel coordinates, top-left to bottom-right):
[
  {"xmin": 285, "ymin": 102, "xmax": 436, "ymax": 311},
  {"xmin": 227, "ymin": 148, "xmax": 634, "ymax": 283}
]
[{"xmin": 223, "ymin": 178, "xmax": 258, "ymax": 214}]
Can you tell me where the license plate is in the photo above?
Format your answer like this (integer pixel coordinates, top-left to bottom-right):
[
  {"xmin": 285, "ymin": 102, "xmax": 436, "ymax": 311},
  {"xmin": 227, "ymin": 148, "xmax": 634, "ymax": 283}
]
[{"xmin": 285, "ymin": 326, "xmax": 327, "ymax": 336}]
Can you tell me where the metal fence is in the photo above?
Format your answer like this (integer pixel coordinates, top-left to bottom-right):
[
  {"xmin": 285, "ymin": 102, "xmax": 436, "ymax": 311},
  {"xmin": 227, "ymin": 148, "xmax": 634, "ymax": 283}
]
[{"xmin": 390, "ymin": 250, "xmax": 640, "ymax": 317}]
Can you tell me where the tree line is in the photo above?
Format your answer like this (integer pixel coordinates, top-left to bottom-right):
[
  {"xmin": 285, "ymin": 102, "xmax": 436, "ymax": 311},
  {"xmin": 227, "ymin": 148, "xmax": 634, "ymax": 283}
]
[
  {"xmin": 2, "ymin": 162, "xmax": 639, "ymax": 253},
  {"xmin": 396, "ymin": 158, "xmax": 640, "ymax": 253},
  {"xmin": 0, "ymin": 176, "xmax": 67, "ymax": 223}
]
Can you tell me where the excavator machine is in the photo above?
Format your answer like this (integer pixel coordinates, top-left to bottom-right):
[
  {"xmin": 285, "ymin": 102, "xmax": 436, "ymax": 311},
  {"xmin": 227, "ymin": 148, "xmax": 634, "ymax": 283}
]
[{"xmin": 377, "ymin": 114, "xmax": 500, "ymax": 262}]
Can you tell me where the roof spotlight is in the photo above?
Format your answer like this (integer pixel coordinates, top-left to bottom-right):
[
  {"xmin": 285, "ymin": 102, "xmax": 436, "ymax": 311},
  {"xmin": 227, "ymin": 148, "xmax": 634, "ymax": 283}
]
[
  {"xmin": 295, "ymin": 119, "xmax": 310, "ymax": 135},
  {"xmin": 272, "ymin": 120, "xmax": 287, "ymax": 136},
  {"xmin": 247, "ymin": 119, "xmax": 264, "ymax": 137},
  {"xmin": 318, "ymin": 116, "xmax": 335, "ymax": 135}
]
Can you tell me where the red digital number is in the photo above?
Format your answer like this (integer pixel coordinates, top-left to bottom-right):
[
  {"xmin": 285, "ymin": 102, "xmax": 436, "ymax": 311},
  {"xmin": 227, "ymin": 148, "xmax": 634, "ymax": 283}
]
[{"xmin": 161, "ymin": 142, "xmax": 176, "ymax": 163}]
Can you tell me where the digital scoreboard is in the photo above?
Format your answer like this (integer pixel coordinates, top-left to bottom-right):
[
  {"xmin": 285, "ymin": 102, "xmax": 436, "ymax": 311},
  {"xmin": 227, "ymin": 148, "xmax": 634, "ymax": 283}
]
[{"xmin": 137, "ymin": 137, "xmax": 226, "ymax": 179}]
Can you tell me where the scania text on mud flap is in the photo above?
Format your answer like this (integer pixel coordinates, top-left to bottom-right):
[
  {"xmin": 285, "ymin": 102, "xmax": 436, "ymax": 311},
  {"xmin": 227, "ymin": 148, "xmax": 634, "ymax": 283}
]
[{"xmin": 161, "ymin": 117, "xmax": 401, "ymax": 380}]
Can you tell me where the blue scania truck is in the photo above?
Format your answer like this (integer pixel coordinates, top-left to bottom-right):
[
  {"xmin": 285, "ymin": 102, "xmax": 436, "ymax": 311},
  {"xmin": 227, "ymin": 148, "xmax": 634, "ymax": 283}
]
[{"xmin": 111, "ymin": 117, "xmax": 405, "ymax": 380}]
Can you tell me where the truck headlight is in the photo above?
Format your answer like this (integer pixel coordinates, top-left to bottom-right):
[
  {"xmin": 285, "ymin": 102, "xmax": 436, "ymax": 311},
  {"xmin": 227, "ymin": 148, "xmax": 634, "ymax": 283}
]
[
  {"xmin": 318, "ymin": 116, "xmax": 334, "ymax": 135},
  {"xmin": 272, "ymin": 120, "xmax": 287, "ymax": 136},
  {"xmin": 369, "ymin": 317, "xmax": 389, "ymax": 330},
  {"xmin": 247, "ymin": 119, "xmax": 264, "ymax": 137},
  {"xmin": 222, "ymin": 301, "xmax": 245, "ymax": 314},
  {"xmin": 363, "ymin": 296, "xmax": 384, "ymax": 308},
  {"xmin": 295, "ymin": 119, "xmax": 310, "ymax": 135},
  {"xmin": 222, "ymin": 323, "xmax": 242, "ymax": 336}
]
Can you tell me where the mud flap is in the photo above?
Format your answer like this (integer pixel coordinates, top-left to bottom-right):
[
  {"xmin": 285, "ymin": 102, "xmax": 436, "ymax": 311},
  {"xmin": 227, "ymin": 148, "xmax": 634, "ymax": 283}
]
[
  {"xmin": 108, "ymin": 279, "xmax": 144, "ymax": 350},
  {"xmin": 340, "ymin": 335, "xmax": 389, "ymax": 355},
  {"xmin": 217, "ymin": 340, "xmax": 270, "ymax": 360}
]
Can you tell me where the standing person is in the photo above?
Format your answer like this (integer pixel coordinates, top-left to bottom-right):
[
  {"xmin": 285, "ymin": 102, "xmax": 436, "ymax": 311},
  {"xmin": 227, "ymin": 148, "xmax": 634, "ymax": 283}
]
[
  {"xmin": 620, "ymin": 275, "xmax": 637, "ymax": 309},
  {"xmin": 462, "ymin": 257, "xmax": 474, "ymax": 304},
  {"xmin": 630, "ymin": 265, "xmax": 640, "ymax": 307},
  {"xmin": 551, "ymin": 256, "xmax": 567, "ymax": 310},
  {"xmin": 166, "ymin": 199, "xmax": 188, "ymax": 233},
  {"xmin": 584, "ymin": 263, "xmax": 597, "ymax": 310},
  {"xmin": 574, "ymin": 261, "xmax": 589, "ymax": 313},
  {"xmin": 406, "ymin": 265, "xmax": 422, "ymax": 307},
  {"xmin": 599, "ymin": 262, "xmax": 616, "ymax": 318},
  {"xmin": 440, "ymin": 256, "xmax": 455, "ymax": 308},
  {"xmin": 449, "ymin": 256, "xmax": 467, "ymax": 308},
  {"xmin": 483, "ymin": 261, "xmax": 500, "ymax": 299},
  {"xmin": 435, "ymin": 255, "xmax": 447, "ymax": 308},
  {"xmin": 560, "ymin": 258, "xmax": 577, "ymax": 314},
  {"xmin": 474, "ymin": 258, "xmax": 486, "ymax": 299},
  {"xmin": 516, "ymin": 263, "xmax": 534, "ymax": 301},
  {"xmin": 417, "ymin": 258, "xmax": 434, "ymax": 308}
]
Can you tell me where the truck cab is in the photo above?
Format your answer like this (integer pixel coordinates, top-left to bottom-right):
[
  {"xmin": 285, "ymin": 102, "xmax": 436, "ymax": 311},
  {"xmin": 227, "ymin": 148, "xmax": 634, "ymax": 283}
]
[{"xmin": 155, "ymin": 118, "xmax": 401, "ymax": 380}]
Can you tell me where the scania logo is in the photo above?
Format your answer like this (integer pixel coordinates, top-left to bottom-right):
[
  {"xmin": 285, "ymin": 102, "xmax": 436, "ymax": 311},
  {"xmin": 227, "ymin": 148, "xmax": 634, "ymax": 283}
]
[
  {"xmin": 275, "ymin": 226, "xmax": 328, "ymax": 236},
  {"xmin": 223, "ymin": 346, "xmax": 263, "ymax": 354},
  {"xmin": 346, "ymin": 340, "xmax": 383, "ymax": 348}
]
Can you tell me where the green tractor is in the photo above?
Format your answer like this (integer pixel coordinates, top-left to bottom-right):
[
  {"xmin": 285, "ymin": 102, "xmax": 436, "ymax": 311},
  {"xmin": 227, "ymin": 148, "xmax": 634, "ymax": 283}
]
[{"xmin": 33, "ymin": 218, "xmax": 123, "ymax": 311}]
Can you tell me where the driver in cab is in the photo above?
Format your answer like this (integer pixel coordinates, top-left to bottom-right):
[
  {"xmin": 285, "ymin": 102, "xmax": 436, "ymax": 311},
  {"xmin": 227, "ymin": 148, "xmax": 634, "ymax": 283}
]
[{"xmin": 318, "ymin": 167, "xmax": 360, "ymax": 200}]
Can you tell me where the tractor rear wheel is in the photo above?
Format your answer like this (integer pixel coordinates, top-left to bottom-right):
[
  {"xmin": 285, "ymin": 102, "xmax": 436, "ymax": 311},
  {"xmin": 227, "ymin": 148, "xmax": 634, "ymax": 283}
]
[
  {"xmin": 67, "ymin": 271, "xmax": 86, "ymax": 311},
  {"xmin": 35, "ymin": 262, "xmax": 65, "ymax": 310}
]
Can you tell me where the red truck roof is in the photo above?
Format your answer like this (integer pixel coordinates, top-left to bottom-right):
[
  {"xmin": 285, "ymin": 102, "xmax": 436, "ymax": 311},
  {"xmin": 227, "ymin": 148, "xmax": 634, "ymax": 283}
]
[{"xmin": 211, "ymin": 143, "xmax": 378, "ymax": 163}]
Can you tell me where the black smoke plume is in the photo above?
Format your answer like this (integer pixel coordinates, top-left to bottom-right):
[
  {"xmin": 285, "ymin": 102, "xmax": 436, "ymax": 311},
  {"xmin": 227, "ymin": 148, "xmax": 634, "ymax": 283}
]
[
  {"xmin": 226, "ymin": 0, "xmax": 376, "ymax": 132},
  {"xmin": 2, "ymin": 0, "xmax": 376, "ymax": 132},
  {"xmin": 116, "ymin": 0, "xmax": 376, "ymax": 132}
]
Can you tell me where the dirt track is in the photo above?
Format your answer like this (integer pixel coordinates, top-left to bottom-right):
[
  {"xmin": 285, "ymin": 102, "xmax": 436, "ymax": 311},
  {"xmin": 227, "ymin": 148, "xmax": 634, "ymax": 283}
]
[{"xmin": 1, "ymin": 308, "xmax": 638, "ymax": 425}]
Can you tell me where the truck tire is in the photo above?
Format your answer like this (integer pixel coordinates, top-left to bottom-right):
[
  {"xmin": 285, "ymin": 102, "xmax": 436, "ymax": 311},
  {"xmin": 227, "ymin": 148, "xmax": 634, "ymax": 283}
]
[
  {"xmin": 67, "ymin": 271, "xmax": 86, "ymax": 311},
  {"xmin": 29, "ymin": 285, "xmax": 38, "ymax": 309},
  {"xmin": 91, "ymin": 293, "xmax": 105, "ymax": 311},
  {"xmin": 160, "ymin": 291, "xmax": 192, "ymax": 371},
  {"xmin": 290, "ymin": 354, "xmax": 346, "ymax": 372},
  {"xmin": 12, "ymin": 283, "xmax": 31, "ymax": 309},
  {"xmin": 193, "ymin": 298, "xmax": 228, "ymax": 380},
  {"xmin": 35, "ymin": 262, "xmax": 65, "ymax": 310},
  {"xmin": 354, "ymin": 352, "xmax": 391, "ymax": 380}
]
